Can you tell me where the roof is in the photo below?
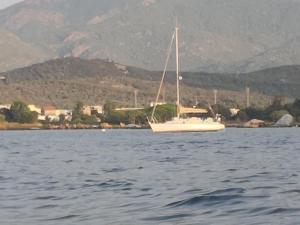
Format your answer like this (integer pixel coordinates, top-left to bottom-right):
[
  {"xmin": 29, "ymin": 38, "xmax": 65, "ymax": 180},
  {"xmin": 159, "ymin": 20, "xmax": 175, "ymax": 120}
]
[{"xmin": 42, "ymin": 105, "xmax": 56, "ymax": 111}]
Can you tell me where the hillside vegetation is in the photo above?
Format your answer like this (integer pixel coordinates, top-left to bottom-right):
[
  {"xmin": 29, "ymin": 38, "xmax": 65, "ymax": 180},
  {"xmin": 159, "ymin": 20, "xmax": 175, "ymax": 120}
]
[{"xmin": 1, "ymin": 58, "xmax": 299, "ymax": 108}]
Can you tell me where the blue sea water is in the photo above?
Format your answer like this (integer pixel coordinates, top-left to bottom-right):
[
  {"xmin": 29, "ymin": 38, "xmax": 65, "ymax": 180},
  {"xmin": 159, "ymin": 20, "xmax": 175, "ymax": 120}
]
[{"xmin": 0, "ymin": 128, "xmax": 300, "ymax": 225}]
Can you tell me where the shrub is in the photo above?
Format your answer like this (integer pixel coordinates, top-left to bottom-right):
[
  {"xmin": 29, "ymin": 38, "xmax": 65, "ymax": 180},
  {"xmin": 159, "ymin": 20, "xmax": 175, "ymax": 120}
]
[
  {"xmin": 244, "ymin": 107, "xmax": 267, "ymax": 120},
  {"xmin": 81, "ymin": 114, "xmax": 99, "ymax": 125},
  {"xmin": 236, "ymin": 110, "xmax": 249, "ymax": 121},
  {"xmin": 0, "ymin": 114, "xmax": 5, "ymax": 123},
  {"xmin": 211, "ymin": 104, "xmax": 231, "ymax": 120}
]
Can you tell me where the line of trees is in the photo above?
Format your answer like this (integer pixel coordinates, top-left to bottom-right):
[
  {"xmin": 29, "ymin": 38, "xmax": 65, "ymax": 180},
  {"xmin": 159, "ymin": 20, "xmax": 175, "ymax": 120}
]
[
  {"xmin": 0, "ymin": 101, "xmax": 38, "ymax": 124},
  {"xmin": 102, "ymin": 99, "xmax": 300, "ymax": 125},
  {"xmin": 1, "ymin": 98, "xmax": 300, "ymax": 125},
  {"xmin": 236, "ymin": 98, "xmax": 300, "ymax": 122},
  {"xmin": 103, "ymin": 102, "xmax": 176, "ymax": 125}
]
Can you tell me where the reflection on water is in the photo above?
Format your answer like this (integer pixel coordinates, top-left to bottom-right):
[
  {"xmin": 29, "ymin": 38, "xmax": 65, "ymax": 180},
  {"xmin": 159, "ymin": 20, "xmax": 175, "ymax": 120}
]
[{"xmin": 0, "ymin": 128, "xmax": 300, "ymax": 225}]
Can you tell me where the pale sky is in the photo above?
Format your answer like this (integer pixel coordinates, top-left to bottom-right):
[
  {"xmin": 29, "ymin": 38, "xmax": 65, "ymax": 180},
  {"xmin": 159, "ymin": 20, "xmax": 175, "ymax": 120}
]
[{"xmin": 0, "ymin": 0, "xmax": 23, "ymax": 9}]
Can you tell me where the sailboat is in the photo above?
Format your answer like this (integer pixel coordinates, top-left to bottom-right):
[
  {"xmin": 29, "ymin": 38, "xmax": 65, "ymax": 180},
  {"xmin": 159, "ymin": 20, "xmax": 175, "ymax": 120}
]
[{"xmin": 148, "ymin": 26, "xmax": 225, "ymax": 133}]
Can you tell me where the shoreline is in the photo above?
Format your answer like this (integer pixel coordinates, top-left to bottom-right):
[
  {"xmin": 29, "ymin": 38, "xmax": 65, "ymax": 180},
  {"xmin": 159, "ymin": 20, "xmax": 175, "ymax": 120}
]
[
  {"xmin": 0, "ymin": 122, "xmax": 298, "ymax": 131},
  {"xmin": 0, "ymin": 123, "xmax": 148, "ymax": 131}
]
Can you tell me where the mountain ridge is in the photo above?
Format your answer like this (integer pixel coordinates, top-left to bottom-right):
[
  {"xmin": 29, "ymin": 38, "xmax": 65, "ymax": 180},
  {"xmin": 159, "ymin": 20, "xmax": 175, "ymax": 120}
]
[{"xmin": 1, "ymin": 0, "xmax": 300, "ymax": 72}]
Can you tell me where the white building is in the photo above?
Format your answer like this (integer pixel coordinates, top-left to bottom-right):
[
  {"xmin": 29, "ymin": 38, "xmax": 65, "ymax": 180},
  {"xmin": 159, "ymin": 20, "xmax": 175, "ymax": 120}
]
[
  {"xmin": 230, "ymin": 108, "xmax": 240, "ymax": 117},
  {"xmin": 28, "ymin": 104, "xmax": 42, "ymax": 114},
  {"xmin": 91, "ymin": 105, "xmax": 103, "ymax": 114},
  {"xmin": 0, "ymin": 104, "xmax": 11, "ymax": 110},
  {"xmin": 150, "ymin": 102, "xmax": 167, "ymax": 107}
]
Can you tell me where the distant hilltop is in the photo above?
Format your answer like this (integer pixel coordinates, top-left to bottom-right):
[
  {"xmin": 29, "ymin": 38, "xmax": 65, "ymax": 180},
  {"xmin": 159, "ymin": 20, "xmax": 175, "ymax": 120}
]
[
  {"xmin": 1, "ymin": 0, "xmax": 300, "ymax": 72},
  {"xmin": 0, "ymin": 57, "xmax": 299, "ymax": 107}
]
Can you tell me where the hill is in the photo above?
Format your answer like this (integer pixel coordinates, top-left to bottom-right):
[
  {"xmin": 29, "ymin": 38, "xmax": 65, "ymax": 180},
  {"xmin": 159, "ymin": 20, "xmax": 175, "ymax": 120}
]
[
  {"xmin": 1, "ymin": 58, "xmax": 299, "ymax": 108},
  {"xmin": 0, "ymin": 28, "xmax": 46, "ymax": 72},
  {"xmin": 1, "ymin": 0, "xmax": 300, "ymax": 72}
]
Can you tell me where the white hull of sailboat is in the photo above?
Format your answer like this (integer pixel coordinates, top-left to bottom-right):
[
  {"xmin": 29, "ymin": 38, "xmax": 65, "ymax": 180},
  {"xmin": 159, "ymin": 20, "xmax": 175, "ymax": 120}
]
[{"xmin": 149, "ymin": 118, "xmax": 225, "ymax": 133}]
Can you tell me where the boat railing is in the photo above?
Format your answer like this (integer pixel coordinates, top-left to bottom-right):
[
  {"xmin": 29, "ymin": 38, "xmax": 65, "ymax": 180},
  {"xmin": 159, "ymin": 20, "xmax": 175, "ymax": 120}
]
[{"xmin": 147, "ymin": 116, "xmax": 159, "ymax": 124}]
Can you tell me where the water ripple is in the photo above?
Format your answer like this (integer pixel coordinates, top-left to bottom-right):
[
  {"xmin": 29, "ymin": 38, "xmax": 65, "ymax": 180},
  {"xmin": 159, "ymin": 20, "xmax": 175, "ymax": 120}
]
[
  {"xmin": 1, "ymin": 129, "xmax": 300, "ymax": 225},
  {"xmin": 44, "ymin": 215, "xmax": 80, "ymax": 221},
  {"xmin": 143, "ymin": 213, "xmax": 193, "ymax": 221}
]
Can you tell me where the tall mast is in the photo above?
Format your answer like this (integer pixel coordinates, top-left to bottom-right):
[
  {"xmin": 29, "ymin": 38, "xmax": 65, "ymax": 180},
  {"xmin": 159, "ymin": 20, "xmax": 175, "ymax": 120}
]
[
  {"xmin": 150, "ymin": 31, "xmax": 175, "ymax": 122},
  {"xmin": 175, "ymin": 26, "xmax": 180, "ymax": 118}
]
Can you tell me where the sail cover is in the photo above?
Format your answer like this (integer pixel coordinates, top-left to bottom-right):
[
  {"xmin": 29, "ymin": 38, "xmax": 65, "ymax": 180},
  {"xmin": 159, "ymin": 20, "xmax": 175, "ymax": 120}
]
[{"xmin": 179, "ymin": 105, "xmax": 208, "ymax": 114}]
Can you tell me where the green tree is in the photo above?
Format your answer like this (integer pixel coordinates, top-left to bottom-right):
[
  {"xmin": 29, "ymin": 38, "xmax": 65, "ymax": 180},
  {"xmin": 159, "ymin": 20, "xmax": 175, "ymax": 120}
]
[
  {"xmin": 0, "ymin": 114, "xmax": 5, "ymax": 123},
  {"xmin": 106, "ymin": 111, "xmax": 126, "ymax": 124},
  {"xmin": 125, "ymin": 110, "xmax": 147, "ymax": 125},
  {"xmin": 9, "ymin": 101, "xmax": 38, "ymax": 123},
  {"xmin": 293, "ymin": 99, "xmax": 300, "ymax": 109},
  {"xmin": 244, "ymin": 107, "xmax": 267, "ymax": 120},
  {"xmin": 59, "ymin": 114, "xmax": 66, "ymax": 124},
  {"xmin": 103, "ymin": 102, "xmax": 118, "ymax": 116},
  {"xmin": 265, "ymin": 97, "xmax": 284, "ymax": 114},
  {"xmin": 285, "ymin": 99, "xmax": 300, "ymax": 117},
  {"xmin": 147, "ymin": 104, "xmax": 176, "ymax": 123},
  {"xmin": 211, "ymin": 104, "xmax": 231, "ymax": 120},
  {"xmin": 0, "ymin": 108, "xmax": 9, "ymax": 121},
  {"xmin": 72, "ymin": 102, "xmax": 84, "ymax": 124},
  {"xmin": 236, "ymin": 110, "xmax": 249, "ymax": 121},
  {"xmin": 81, "ymin": 114, "xmax": 99, "ymax": 125}
]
